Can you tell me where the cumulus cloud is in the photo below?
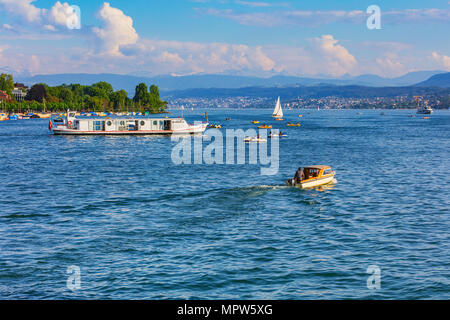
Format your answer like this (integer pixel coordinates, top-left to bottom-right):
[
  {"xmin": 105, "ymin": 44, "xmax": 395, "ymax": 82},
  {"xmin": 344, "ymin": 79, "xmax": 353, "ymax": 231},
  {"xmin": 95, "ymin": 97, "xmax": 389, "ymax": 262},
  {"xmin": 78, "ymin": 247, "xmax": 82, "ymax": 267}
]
[
  {"xmin": 431, "ymin": 52, "xmax": 450, "ymax": 70},
  {"xmin": 0, "ymin": 0, "xmax": 79, "ymax": 30},
  {"xmin": 48, "ymin": 1, "xmax": 80, "ymax": 28},
  {"xmin": 0, "ymin": 2, "xmax": 436, "ymax": 78},
  {"xmin": 308, "ymin": 35, "xmax": 357, "ymax": 76},
  {"xmin": 375, "ymin": 53, "xmax": 407, "ymax": 77},
  {"xmin": 122, "ymin": 39, "xmax": 276, "ymax": 74},
  {"xmin": 0, "ymin": 0, "xmax": 43, "ymax": 23},
  {"xmin": 92, "ymin": 2, "xmax": 139, "ymax": 56}
]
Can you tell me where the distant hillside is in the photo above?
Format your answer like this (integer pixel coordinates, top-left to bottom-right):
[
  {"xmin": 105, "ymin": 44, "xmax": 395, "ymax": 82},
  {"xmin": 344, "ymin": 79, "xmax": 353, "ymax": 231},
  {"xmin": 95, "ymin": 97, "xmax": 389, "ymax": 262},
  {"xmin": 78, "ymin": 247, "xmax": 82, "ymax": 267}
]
[
  {"xmin": 15, "ymin": 71, "xmax": 446, "ymax": 94},
  {"xmin": 415, "ymin": 72, "xmax": 450, "ymax": 88},
  {"xmin": 166, "ymin": 85, "xmax": 450, "ymax": 99}
]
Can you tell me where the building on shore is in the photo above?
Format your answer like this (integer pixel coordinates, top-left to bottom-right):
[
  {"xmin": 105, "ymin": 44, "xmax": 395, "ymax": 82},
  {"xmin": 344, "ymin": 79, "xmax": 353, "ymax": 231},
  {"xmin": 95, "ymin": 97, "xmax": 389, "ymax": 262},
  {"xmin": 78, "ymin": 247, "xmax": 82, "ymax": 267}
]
[
  {"xmin": 13, "ymin": 83, "xmax": 28, "ymax": 102},
  {"xmin": 0, "ymin": 90, "xmax": 12, "ymax": 102},
  {"xmin": 12, "ymin": 89, "xmax": 27, "ymax": 102}
]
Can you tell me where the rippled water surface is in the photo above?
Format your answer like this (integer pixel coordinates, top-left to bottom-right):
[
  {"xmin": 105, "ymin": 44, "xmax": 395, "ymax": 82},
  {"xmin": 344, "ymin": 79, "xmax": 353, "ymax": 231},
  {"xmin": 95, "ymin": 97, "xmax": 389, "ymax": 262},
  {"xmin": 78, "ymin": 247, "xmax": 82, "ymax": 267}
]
[{"xmin": 0, "ymin": 109, "xmax": 449, "ymax": 299}]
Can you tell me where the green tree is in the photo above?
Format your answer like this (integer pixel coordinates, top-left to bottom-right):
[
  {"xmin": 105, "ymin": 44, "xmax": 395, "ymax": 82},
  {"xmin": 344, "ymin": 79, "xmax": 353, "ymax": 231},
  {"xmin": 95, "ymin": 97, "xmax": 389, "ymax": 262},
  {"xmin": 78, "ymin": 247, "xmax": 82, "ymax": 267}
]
[
  {"xmin": 0, "ymin": 73, "xmax": 14, "ymax": 95},
  {"xmin": 133, "ymin": 83, "xmax": 149, "ymax": 107},
  {"xmin": 111, "ymin": 89, "xmax": 128, "ymax": 112}
]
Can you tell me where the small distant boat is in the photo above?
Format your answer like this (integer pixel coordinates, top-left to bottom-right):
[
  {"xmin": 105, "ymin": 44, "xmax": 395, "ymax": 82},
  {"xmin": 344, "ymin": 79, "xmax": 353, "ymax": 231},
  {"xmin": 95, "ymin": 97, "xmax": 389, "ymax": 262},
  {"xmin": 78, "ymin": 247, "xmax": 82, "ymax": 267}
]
[
  {"xmin": 244, "ymin": 136, "xmax": 267, "ymax": 143},
  {"xmin": 210, "ymin": 124, "xmax": 222, "ymax": 129},
  {"xmin": 417, "ymin": 103, "xmax": 433, "ymax": 115},
  {"xmin": 298, "ymin": 115, "xmax": 303, "ymax": 118},
  {"xmin": 423, "ymin": 117, "xmax": 430, "ymax": 119},
  {"xmin": 225, "ymin": 118, "xmax": 231, "ymax": 121},
  {"xmin": 287, "ymin": 122, "xmax": 301, "ymax": 127},
  {"xmin": 258, "ymin": 124, "xmax": 272, "ymax": 129},
  {"xmin": 286, "ymin": 165, "xmax": 336, "ymax": 189},
  {"xmin": 272, "ymin": 97, "xmax": 283, "ymax": 118},
  {"xmin": 275, "ymin": 118, "xmax": 284, "ymax": 121},
  {"xmin": 269, "ymin": 132, "xmax": 287, "ymax": 138},
  {"xmin": 251, "ymin": 120, "xmax": 260, "ymax": 124},
  {"xmin": 37, "ymin": 113, "xmax": 51, "ymax": 119},
  {"xmin": 0, "ymin": 113, "xmax": 8, "ymax": 121}
]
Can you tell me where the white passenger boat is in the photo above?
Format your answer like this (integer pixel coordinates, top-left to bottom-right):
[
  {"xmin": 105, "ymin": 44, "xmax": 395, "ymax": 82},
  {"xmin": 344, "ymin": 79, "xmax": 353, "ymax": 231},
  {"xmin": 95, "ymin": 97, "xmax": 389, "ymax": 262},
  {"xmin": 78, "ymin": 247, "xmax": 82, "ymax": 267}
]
[{"xmin": 50, "ymin": 111, "xmax": 208, "ymax": 135}]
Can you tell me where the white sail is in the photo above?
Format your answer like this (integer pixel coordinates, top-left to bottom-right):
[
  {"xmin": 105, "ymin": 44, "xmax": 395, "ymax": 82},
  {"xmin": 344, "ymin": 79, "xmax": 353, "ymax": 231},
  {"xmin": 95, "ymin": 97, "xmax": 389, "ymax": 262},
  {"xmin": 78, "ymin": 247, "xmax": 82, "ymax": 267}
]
[{"xmin": 272, "ymin": 96, "xmax": 283, "ymax": 117}]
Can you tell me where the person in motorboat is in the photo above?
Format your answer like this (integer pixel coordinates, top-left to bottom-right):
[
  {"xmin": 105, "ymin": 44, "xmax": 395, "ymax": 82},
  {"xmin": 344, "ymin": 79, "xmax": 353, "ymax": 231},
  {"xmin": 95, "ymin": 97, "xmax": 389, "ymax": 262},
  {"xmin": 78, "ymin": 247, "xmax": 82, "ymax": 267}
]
[
  {"xmin": 287, "ymin": 165, "xmax": 336, "ymax": 188},
  {"xmin": 293, "ymin": 167, "xmax": 305, "ymax": 184}
]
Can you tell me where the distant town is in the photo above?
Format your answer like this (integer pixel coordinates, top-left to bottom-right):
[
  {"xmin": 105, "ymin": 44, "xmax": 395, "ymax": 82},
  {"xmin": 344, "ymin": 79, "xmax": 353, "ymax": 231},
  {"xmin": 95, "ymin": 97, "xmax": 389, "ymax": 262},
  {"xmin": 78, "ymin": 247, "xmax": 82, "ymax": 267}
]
[
  {"xmin": 1, "ymin": 72, "xmax": 449, "ymax": 113},
  {"xmin": 167, "ymin": 95, "xmax": 449, "ymax": 110}
]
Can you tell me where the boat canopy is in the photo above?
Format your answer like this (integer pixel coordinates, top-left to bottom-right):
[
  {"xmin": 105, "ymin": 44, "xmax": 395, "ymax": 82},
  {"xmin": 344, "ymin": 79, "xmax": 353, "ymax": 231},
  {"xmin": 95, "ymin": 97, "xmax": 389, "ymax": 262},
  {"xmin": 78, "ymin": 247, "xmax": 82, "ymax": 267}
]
[{"xmin": 304, "ymin": 165, "xmax": 331, "ymax": 170}]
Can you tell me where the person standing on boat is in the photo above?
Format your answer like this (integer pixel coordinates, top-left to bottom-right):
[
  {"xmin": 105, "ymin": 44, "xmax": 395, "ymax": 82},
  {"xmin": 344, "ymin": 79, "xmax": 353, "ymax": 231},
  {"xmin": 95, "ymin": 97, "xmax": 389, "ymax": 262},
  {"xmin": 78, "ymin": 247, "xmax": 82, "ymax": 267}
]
[{"xmin": 294, "ymin": 167, "xmax": 305, "ymax": 183}]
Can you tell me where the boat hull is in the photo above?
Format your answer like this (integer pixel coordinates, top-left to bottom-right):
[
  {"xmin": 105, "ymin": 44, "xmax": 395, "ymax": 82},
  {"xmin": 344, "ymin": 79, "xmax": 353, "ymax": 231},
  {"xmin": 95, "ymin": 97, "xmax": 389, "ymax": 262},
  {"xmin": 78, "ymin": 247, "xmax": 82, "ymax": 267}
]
[
  {"xmin": 287, "ymin": 175, "xmax": 335, "ymax": 189},
  {"xmin": 52, "ymin": 125, "xmax": 208, "ymax": 136}
]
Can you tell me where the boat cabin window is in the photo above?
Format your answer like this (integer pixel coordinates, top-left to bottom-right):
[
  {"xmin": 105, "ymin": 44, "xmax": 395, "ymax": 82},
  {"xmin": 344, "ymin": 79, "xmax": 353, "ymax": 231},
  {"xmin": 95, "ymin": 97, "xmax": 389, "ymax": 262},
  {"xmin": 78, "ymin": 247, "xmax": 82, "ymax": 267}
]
[
  {"xmin": 93, "ymin": 120, "xmax": 104, "ymax": 131},
  {"xmin": 305, "ymin": 168, "xmax": 319, "ymax": 179},
  {"xmin": 323, "ymin": 169, "xmax": 333, "ymax": 175}
]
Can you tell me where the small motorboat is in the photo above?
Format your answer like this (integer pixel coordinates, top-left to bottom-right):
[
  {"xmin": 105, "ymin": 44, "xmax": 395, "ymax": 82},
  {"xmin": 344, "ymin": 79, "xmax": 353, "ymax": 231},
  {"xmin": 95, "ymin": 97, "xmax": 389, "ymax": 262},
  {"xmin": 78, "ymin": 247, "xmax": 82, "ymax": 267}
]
[
  {"xmin": 244, "ymin": 136, "xmax": 267, "ymax": 143},
  {"xmin": 225, "ymin": 118, "xmax": 231, "ymax": 121},
  {"xmin": 287, "ymin": 122, "xmax": 301, "ymax": 127},
  {"xmin": 251, "ymin": 120, "xmax": 260, "ymax": 124},
  {"xmin": 269, "ymin": 133, "xmax": 287, "ymax": 138},
  {"xmin": 298, "ymin": 115, "xmax": 303, "ymax": 118},
  {"xmin": 275, "ymin": 118, "xmax": 284, "ymax": 121},
  {"xmin": 286, "ymin": 165, "xmax": 336, "ymax": 189},
  {"xmin": 258, "ymin": 124, "xmax": 272, "ymax": 129}
]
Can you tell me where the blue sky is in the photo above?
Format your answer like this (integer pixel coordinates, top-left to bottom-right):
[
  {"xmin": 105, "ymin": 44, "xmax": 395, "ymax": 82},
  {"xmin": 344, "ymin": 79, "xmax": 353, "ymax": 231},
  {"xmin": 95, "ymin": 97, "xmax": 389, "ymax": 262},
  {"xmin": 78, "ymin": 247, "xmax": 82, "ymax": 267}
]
[{"xmin": 0, "ymin": 0, "xmax": 449, "ymax": 77}]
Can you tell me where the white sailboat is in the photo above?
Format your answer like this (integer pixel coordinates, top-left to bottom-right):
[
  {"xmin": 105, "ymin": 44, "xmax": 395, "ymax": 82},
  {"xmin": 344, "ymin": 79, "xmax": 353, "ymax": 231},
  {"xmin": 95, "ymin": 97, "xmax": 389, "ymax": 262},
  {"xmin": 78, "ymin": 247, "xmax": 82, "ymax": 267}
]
[{"xmin": 272, "ymin": 96, "xmax": 283, "ymax": 118}]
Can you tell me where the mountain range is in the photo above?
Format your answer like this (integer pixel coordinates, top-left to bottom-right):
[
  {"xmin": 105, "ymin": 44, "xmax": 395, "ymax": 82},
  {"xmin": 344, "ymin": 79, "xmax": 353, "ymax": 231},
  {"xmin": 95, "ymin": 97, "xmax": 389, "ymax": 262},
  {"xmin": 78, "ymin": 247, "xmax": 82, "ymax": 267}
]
[{"xmin": 15, "ymin": 71, "xmax": 450, "ymax": 95}]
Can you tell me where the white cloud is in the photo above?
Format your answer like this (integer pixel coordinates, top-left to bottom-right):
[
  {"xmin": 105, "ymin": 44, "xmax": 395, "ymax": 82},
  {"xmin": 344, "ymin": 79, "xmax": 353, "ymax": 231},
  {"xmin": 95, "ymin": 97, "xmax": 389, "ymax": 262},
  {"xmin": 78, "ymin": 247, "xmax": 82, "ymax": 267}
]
[
  {"xmin": 308, "ymin": 35, "xmax": 357, "ymax": 76},
  {"xmin": 92, "ymin": 2, "xmax": 139, "ymax": 56},
  {"xmin": 198, "ymin": 7, "xmax": 450, "ymax": 27},
  {"xmin": 431, "ymin": 52, "xmax": 450, "ymax": 70},
  {"xmin": 235, "ymin": 1, "xmax": 272, "ymax": 8},
  {"xmin": 0, "ymin": 0, "xmax": 43, "ymax": 23},
  {"xmin": 0, "ymin": 0, "xmax": 79, "ymax": 30},
  {"xmin": 121, "ymin": 39, "xmax": 277, "ymax": 75},
  {"xmin": 0, "ymin": 2, "xmax": 440, "ymax": 78},
  {"xmin": 48, "ymin": 1, "xmax": 79, "ymax": 28},
  {"xmin": 375, "ymin": 53, "xmax": 407, "ymax": 77}
]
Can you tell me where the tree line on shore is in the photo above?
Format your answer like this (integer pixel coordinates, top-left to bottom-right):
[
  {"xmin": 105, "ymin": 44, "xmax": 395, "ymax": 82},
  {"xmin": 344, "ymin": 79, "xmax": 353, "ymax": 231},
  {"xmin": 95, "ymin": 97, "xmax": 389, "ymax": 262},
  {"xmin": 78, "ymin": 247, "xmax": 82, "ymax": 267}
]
[{"xmin": 0, "ymin": 73, "xmax": 167, "ymax": 113}]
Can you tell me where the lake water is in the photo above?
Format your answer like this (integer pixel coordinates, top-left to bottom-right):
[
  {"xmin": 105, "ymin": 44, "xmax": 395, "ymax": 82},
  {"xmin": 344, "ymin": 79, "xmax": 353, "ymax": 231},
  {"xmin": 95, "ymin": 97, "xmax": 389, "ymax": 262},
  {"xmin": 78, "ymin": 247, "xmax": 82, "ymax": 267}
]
[{"xmin": 0, "ymin": 109, "xmax": 449, "ymax": 299}]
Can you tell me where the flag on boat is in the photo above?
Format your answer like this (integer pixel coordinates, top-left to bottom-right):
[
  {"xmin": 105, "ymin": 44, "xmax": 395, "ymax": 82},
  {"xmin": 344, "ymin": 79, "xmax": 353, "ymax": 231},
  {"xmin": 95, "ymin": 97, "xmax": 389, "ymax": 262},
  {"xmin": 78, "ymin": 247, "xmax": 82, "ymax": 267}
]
[{"xmin": 48, "ymin": 120, "xmax": 53, "ymax": 130}]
